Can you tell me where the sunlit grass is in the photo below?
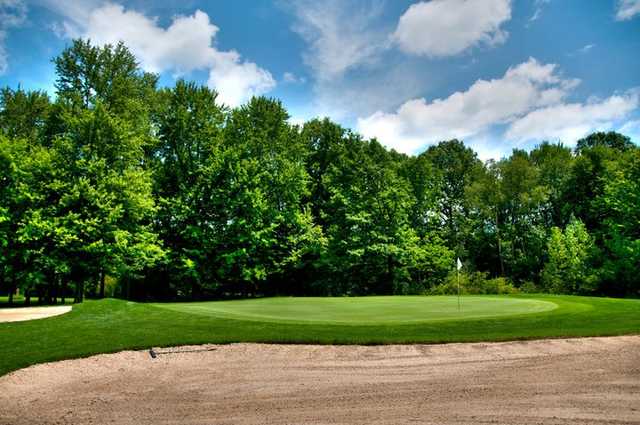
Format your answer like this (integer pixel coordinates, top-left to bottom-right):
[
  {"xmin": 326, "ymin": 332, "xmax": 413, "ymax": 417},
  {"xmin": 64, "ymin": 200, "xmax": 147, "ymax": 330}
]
[{"xmin": 1, "ymin": 294, "xmax": 639, "ymax": 376}]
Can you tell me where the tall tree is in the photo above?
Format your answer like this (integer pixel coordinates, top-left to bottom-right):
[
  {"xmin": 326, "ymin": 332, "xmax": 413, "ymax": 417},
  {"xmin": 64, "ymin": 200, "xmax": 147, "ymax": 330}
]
[
  {"xmin": 424, "ymin": 140, "xmax": 482, "ymax": 257},
  {"xmin": 48, "ymin": 40, "xmax": 164, "ymax": 300},
  {"xmin": 212, "ymin": 97, "xmax": 323, "ymax": 296},
  {"xmin": 596, "ymin": 149, "xmax": 640, "ymax": 296},
  {"xmin": 150, "ymin": 80, "xmax": 226, "ymax": 298}
]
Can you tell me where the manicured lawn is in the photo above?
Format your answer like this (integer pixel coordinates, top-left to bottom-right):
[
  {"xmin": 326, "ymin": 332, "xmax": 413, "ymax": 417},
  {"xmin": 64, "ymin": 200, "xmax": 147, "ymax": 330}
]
[
  {"xmin": 154, "ymin": 296, "xmax": 558, "ymax": 324},
  {"xmin": 1, "ymin": 294, "xmax": 639, "ymax": 376}
]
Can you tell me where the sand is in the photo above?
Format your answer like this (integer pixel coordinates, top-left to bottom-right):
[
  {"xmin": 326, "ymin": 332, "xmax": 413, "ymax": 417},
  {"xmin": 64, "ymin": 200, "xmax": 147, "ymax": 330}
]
[
  {"xmin": 0, "ymin": 305, "xmax": 71, "ymax": 323},
  {"xmin": 1, "ymin": 336, "xmax": 639, "ymax": 424}
]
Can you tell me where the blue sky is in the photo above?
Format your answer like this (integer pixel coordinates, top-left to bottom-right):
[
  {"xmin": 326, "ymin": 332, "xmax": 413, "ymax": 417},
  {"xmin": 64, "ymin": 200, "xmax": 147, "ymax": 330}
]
[{"xmin": 1, "ymin": 0, "xmax": 639, "ymax": 158}]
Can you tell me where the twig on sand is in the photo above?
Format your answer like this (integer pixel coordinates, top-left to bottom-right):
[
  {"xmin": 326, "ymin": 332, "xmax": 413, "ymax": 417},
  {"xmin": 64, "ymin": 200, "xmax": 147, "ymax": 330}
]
[{"xmin": 149, "ymin": 347, "xmax": 217, "ymax": 359}]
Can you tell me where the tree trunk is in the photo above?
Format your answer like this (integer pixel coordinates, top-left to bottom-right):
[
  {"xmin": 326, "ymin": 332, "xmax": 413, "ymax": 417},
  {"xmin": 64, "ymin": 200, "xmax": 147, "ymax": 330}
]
[
  {"xmin": 99, "ymin": 269, "xmax": 106, "ymax": 298},
  {"xmin": 8, "ymin": 273, "xmax": 16, "ymax": 306},
  {"xmin": 496, "ymin": 210, "xmax": 505, "ymax": 277},
  {"xmin": 24, "ymin": 289, "xmax": 31, "ymax": 306},
  {"xmin": 387, "ymin": 254, "xmax": 395, "ymax": 293},
  {"xmin": 74, "ymin": 281, "xmax": 84, "ymax": 303}
]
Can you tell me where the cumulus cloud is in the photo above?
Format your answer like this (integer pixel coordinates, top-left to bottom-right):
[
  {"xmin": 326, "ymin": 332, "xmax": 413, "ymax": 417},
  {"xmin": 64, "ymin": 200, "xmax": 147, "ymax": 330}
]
[
  {"xmin": 0, "ymin": 0, "xmax": 27, "ymax": 75},
  {"xmin": 615, "ymin": 0, "xmax": 640, "ymax": 20},
  {"xmin": 393, "ymin": 0, "xmax": 512, "ymax": 57},
  {"xmin": 357, "ymin": 58, "xmax": 580, "ymax": 154},
  {"xmin": 288, "ymin": 0, "xmax": 388, "ymax": 80},
  {"xmin": 506, "ymin": 91, "xmax": 640, "ymax": 143},
  {"xmin": 49, "ymin": 2, "xmax": 274, "ymax": 106},
  {"xmin": 206, "ymin": 50, "xmax": 276, "ymax": 107}
]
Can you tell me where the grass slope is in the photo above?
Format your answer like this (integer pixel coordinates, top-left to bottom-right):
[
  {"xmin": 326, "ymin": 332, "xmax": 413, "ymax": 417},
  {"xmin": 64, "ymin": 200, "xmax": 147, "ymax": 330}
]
[{"xmin": 0, "ymin": 294, "xmax": 639, "ymax": 376}]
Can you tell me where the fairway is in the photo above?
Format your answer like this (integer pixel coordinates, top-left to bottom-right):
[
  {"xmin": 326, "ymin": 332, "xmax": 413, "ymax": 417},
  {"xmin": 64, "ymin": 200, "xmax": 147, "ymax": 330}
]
[{"xmin": 155, "ymin": 296, "xmax": 557, "ymax": 324}]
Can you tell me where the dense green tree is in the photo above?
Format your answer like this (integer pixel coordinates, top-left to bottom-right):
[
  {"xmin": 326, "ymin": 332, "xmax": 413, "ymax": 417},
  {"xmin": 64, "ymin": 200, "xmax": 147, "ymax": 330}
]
[
  {"xmin": 322, "ymin": 139, "xmax": 451, "ymax": 294},
  {"xmin": 301, "ymin": 118, "xmax": 348, "ymax": 229},
  {"xmin": 466, "ymin": 160, "xmax": 505, "ymax": 276},
  {"xmin": 496, "ymin": 150, "xmax": 549, "ymax": 283},
  {"xmin": 46, "ymin": 40, "xmax": 163, "ymax": 300},
  {"xmin": 212, "ymin": 97, "xmax": 323, "ymax": 296},
  {"xmin": 149, "ymin": 80, "xmax": 226, "ymax": 298},
  {"xmin": 424, "ymin": 140, "xmax": 482, "ymax": 257},
  {"xmin": 596, "ymin": 150, "xmax": 640, "ymax": 296},
  {"xmin": 529, "ymin": 142, "xmax": 574, "ymax": 228},
  {"xmin": 2, "ymin": 38, "xmax": 639, "ymax": 302},
  {"xmin": 542, "ymin": 219, "xmax": 597, "ymax": 294},
  {"xmin": 0, "ymin": 87, "xmax": 51, "ymax": 141},
  {"xmin": 576, "ymin": 131, "xmax": 635, "ymax": 154}
]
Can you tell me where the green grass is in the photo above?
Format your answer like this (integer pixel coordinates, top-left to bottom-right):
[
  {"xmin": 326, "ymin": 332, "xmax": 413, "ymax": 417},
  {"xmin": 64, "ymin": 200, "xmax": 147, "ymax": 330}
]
[
  {"xmin": 154, "ymin": 296, "xmax": 558, "ymax": 324},
  {"xmin": 0, "ymin": 294, "xmax": 639, "ymax": 377}
]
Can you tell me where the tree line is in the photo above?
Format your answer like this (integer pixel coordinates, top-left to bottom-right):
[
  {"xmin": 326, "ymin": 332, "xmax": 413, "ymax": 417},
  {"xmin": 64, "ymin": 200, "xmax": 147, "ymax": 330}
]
[{"xmin": 1, "ymin": 40, "xmax": 638, "ymax": 304}]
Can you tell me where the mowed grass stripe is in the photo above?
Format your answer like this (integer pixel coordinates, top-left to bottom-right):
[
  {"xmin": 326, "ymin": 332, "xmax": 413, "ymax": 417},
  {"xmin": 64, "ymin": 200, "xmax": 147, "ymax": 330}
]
[
  {"xmin": 153, "ymin": 296, "xmax": 558, "ymax": 324},
  {"xmin": 0, "ymin": 294, "xmax": 639, "ymax": 376}
]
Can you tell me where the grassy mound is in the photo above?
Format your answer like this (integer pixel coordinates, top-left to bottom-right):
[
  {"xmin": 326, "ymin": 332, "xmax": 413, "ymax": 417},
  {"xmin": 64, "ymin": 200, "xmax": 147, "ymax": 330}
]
[{"xmin": 1, "ymin": 294, "xmax": 639, "ymax": 376}]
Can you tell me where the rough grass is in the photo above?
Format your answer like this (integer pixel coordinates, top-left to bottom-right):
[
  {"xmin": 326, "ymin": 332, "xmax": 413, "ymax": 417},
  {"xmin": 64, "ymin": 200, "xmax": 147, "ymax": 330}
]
[{"xmin": 1, "ymin": 294, "xmax": 639, "ymax": 377}]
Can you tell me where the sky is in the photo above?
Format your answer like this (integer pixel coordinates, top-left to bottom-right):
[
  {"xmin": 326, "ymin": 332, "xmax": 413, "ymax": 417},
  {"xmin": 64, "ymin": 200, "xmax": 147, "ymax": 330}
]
[{"xmin": 0, "ymin": 0, "xmax": 639, "ymax": 159}]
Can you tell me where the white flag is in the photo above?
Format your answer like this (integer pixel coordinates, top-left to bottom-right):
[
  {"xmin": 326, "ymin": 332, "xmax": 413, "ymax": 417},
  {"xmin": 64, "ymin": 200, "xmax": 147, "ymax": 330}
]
[{"xmin": 457, "ymin": 258, "xmax": 462, "ymax": 271}]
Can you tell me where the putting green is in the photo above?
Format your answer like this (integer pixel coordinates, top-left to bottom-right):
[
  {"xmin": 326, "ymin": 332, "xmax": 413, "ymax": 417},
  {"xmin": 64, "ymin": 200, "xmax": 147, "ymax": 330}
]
[{"xmin": 155, "ymin": 296, "xmax": 558, "ymax": 325}]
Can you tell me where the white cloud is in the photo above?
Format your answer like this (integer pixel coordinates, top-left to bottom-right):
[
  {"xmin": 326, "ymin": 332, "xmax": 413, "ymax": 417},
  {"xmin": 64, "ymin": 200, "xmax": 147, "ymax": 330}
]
[
  {"xmin": 289, "ymin": 0, "xmax": 388, "ymax": 80},
  {"xmin": 615, "ymin": 0, "xmax": 640, "ymax": 20},
  {"xmin": 506, "ymin": 91, "xmax": 640, "ymax": 143},
  {"xmin": 528, "ymin": 0, "xmax": 550, "ymax": 23},
  {"xmin": 393, "ymin": 0, "xmax": 511, "ymax": 57},
  {"xmin": 567, "ymin": 43, "xmax": 596, "ymax": 58},
  {"xmin": 357, "ymin": 58, "xmax": 579, "ymax": 154},
  {"xmin": 619, "ymin": 119, "xmax": 640, "ymax": 142},
  {"xmin": 207, "ymin": 50, "xmax": 276, "ymax": 107},
  {"xmin": 578, "ymin": 44, "xmax": 595, "ymax": 54},
  {"xmin": 618, "ymin": 119, "xmax": 640, "ymax": 136},
  {"xmin": 283, "ymin": 72, "xmax": 305, "ymax": 84},
  {"xmin": 0, "ymin": 0, "xmax": 27, "ymax": 75},
  {"xmin": 49, "ymin": 2, "xmax": 274, "ymax": 106}
]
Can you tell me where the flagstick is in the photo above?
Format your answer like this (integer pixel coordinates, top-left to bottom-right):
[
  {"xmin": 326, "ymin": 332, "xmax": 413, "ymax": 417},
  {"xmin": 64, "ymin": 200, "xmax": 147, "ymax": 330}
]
[{"xmin": 457, "ymin": 266, "xmax": 460, "ymax": 311}]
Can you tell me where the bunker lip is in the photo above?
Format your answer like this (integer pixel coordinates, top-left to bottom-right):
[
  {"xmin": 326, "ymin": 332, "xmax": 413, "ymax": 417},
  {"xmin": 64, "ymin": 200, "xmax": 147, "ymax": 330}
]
[
  {"xmin": 0, "ymin": 305, "xmax": 72, "ymax": 323},
  {"xmin": 0, "ymin": 335, "xmax": 638, "ymax": 425}
]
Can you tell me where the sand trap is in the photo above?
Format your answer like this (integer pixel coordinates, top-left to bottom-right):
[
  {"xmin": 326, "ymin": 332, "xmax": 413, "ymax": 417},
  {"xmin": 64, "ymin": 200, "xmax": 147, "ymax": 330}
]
[
  {"xmin": 1, "ymin": 336, "xmax": 639, "ymax": 424},
  {"xmin": 0, "ymin": 305, "xmax": 72, "ymax": 323}
]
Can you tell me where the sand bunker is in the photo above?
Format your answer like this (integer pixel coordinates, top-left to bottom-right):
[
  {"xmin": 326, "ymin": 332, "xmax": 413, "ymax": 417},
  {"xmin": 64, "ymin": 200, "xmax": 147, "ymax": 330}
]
[
  {"xmin": 1, "ymin": 336, "xmax": 638, "ymax": 424},
  {"xmin": 0, "ymin": 305, "xmax": 71, "ymax": 323}
]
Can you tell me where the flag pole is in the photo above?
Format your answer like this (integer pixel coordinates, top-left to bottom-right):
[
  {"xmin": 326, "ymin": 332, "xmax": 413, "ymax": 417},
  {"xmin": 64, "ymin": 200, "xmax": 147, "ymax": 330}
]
[
  {"xmin": 456, "ymin": 257, "xmax": 462, "ymax": 311},
  {"xmin": 457, "ymin": 265, "xmax": 460, "ymax": 311}
]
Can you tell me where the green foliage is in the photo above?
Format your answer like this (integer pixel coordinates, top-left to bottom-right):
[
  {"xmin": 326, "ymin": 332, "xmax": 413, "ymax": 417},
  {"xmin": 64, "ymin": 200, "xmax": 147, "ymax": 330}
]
[
  {"xmin": 1, "ymin": 38, "xmax": 638, "ymax": 302},
  {"xmin": 576, "ymin": 131, "xmax": 635, "ymax": 154},
  {"xmin": 542, "ymin": 219, "xmax": 597, "ymax": 294},
  {"xmin": 0, "ymin": 87, "xmax": 51, "ymax": 141},
  {"xmin": 429, "ymin": 271, "xmax": 518, "ymax": 295},
  {"xmin": 596, "ymin": 150, "xmax": 640, "ymax": 296}
]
